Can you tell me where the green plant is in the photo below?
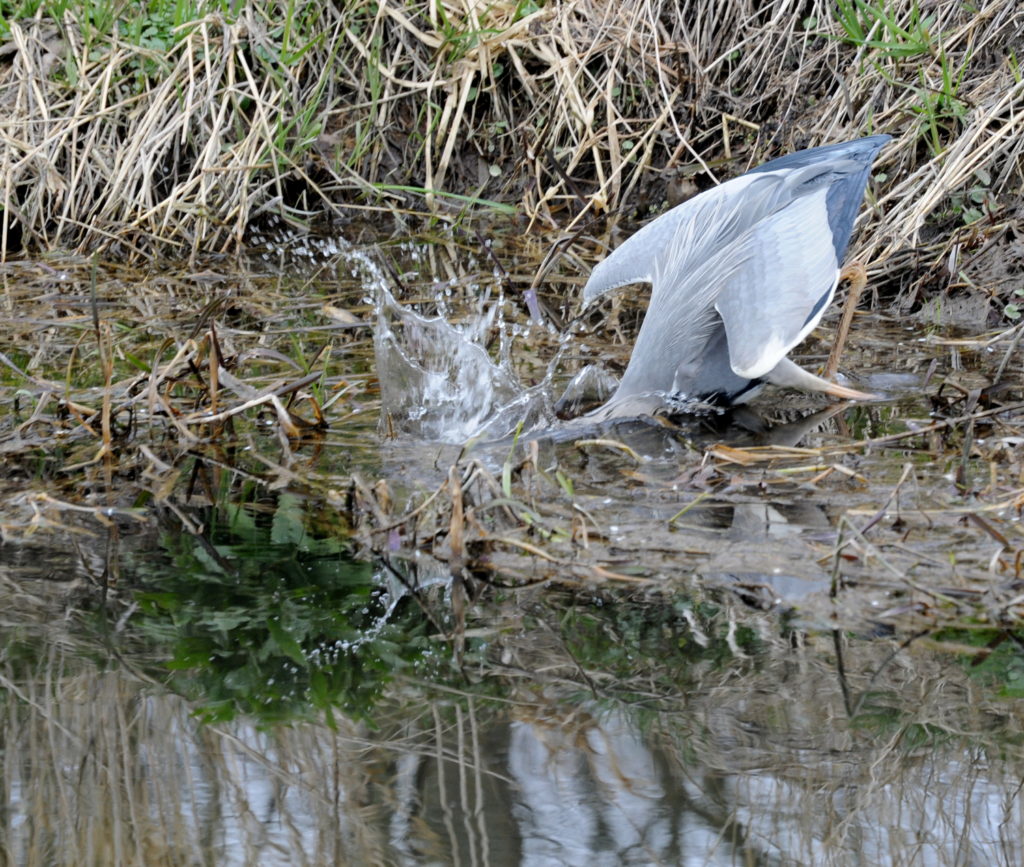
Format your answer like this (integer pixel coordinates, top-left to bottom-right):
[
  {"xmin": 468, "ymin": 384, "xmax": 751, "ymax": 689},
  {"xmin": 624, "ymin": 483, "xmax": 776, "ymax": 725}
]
[
  {"xmin": 833, "ymin": 0, "xmax": 937, "ymax": 58},
  {"xmin": 829, "ymin": 1, "xmax": 971, "ymax": 156},
  {"xmin": 950, "ymin": 167, "xmax": 996, "ymax": 225},
  {"xmin": 910, "ymin": 45, "xmax": 971, "ymax": 156},
  {"xmin": 1003, "ymin": 288, "xmax": 1023, "ymax": 321}
]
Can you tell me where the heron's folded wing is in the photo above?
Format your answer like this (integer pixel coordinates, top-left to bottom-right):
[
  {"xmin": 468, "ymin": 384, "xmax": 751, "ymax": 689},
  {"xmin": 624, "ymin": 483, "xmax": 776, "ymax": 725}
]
[
  {"xmin": 582, "ymin": 172, "xmax": 786, "ymax": 306},
  {"xmin": 714, "ymin": 184, "xmax": 840, "ymax": 380}
]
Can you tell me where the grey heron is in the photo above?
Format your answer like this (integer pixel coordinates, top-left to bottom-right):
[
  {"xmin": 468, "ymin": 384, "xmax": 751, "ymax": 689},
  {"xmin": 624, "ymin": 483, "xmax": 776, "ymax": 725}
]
[{"xmin": 582, "ymin": 134, "xmax": 890, "ymax": 419}]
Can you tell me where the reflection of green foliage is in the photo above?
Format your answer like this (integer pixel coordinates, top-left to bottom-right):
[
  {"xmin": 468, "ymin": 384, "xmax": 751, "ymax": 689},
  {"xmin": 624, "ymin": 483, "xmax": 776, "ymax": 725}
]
[
  {"xmin": 850, "ymin": 696, "xmax": 955, "ymax": 747},
  {"xmin": 552, "ymin": 595, "xmax": 760, "ymax": 701},
  {"xmin": 848, "ymin": 630, "xmax": 1024, "ymax": 738},
  {"xmin": 133, "ymin": 494, "xmax": 434, "ymax": 725},
  {"xmin": 934, "ymin": 628, "xmax": 1024, "ymax": 699}
]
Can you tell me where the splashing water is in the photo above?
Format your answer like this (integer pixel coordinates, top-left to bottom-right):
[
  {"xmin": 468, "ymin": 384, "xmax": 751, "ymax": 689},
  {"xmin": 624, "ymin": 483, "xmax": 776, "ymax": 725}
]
[{"xmin": 346, "ymin": 246, "xmax": 562, "ymax": 443}]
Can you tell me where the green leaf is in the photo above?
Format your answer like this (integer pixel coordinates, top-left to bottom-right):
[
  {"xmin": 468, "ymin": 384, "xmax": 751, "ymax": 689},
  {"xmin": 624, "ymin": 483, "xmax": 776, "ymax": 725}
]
[{"xmin": 268, "ymin": 619, "xmax": 307, "ymax": 665}]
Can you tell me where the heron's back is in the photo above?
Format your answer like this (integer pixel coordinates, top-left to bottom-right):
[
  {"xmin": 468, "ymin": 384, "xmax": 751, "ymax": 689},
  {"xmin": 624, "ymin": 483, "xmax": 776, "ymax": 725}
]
[
  {"xmin": 749, "ymin": 134, "xmax": 890, "ymax": 261},
  {"xmin": 585, "ymin": 135, "xmax": 890, "ymax": 418}
]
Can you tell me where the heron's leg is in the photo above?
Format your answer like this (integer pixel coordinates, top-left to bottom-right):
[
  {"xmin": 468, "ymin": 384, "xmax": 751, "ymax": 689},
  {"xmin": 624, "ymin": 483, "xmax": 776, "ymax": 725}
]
[
  {"xmin": 765, "ymin": 357, "xmax": 875, "ymax": 400},
  {"xmin": 823, "ymin": 262, "xmax": 868, "ymax": 381}
]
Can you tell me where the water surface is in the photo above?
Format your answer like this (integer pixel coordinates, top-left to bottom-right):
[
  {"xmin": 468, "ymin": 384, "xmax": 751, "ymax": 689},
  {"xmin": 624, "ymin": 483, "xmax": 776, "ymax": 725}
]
[{"xmin": 1, "ymin": 241, "xmax": 1022, "ymax": 864}]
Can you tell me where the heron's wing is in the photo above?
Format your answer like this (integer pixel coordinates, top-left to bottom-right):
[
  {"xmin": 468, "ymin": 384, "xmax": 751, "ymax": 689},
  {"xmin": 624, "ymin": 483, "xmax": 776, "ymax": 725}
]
[
  {"xmin": 749, "ymin": 134, "xmax": 889, "ymax": 262},
  {"xmin": 607, "ymin": 167, "xmax": 845, "ymax": 399},
  {"xmin": 610, "ymin": 217, "xmax": 752, "ymax": 399},
  {"xmin": 584, "ymin": 136, "xmax": 888, "ymax": 309},
  {"xmin": 714, "ymin": 183, "xmax": 840, "ymax": 380},
  {"xmin": 582, "ymin": 172, "xmax": 789, "ymax": 306}
]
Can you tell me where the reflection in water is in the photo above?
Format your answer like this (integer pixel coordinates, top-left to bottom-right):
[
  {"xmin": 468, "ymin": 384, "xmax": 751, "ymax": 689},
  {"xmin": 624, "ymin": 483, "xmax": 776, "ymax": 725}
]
[
  {"xmin": 129, "ymin": 493, "xmax": 432, "ymax": 725},
  {"xmin": 4, "ymin": 651, "xmax": 1023, "ymax": 865},
  {"xmin": 508, "ymin": 711, "xmax": 670, "ymax": 865},
  {"xmin": 4, "ymin": 572, "xmax": 1024, "ymax": 865}
]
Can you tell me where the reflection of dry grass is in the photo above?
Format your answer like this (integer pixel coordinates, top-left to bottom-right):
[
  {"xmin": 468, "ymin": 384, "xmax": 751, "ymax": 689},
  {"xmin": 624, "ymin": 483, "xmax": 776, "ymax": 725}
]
[
  {"xmin": 653, "ymin": 629, "xmax": 1024, "ymax": 863},
  {"xmin": 0, "ymin": 650, "xmax": 399, "ymax": 864},
  {"xmin": 2, "ymin": 591, "xmax": 1022, "ymax": 865}
]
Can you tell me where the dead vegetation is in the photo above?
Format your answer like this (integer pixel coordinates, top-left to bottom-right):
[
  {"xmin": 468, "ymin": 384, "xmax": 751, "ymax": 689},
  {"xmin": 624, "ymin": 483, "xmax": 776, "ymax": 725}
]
[
  {"xmin": 1, "ymin": 0, "xmax": 1023, "ymax": 701},
  {"xmin": 1, "ymin": 0, "xmax": 1021, "ymax": 271}
]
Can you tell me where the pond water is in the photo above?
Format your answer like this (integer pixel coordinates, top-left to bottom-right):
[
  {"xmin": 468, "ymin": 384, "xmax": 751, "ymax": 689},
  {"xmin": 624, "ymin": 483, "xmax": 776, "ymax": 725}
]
[{"xmin": 1, "ymin": 239, "xmax": 1023, "ymax": 865}]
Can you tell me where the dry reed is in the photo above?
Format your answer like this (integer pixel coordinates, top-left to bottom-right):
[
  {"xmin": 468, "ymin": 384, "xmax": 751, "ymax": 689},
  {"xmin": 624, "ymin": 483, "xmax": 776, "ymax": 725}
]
[{"xmin": 0, "ymin": 0, "xmax": 1020, "ymax": 266}]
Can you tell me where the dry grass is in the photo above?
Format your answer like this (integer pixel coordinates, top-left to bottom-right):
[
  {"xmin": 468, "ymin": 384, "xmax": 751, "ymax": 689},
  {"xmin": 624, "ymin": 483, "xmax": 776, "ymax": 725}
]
[
  {"xmin": 1, "ymin": 0, "xmax": 1021, "ymax": 267},
  {"xmin": 1, "ymin": 5, "xmax": 349, "ymax": 258}
]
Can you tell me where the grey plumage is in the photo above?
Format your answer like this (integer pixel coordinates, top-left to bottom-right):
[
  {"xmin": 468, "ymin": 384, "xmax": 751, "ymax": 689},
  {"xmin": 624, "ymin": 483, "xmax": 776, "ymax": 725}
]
[{"xmin": 583, "ymin": 134, "xmax": 890, "ymax": 419}]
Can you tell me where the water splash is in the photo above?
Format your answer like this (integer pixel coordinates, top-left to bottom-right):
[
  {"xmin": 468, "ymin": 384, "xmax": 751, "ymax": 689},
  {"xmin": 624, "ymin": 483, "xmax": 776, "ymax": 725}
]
[
  {"xmin": 375, "ymin": 285, "xmax": 524, "ymax": 441},
  {"xmin": 347, "ymin": 246, "xmax": 561, "ymax": 443},
  {"xmin": 553, "ymin": 364, "xmax": 620, "ymax": 418}
]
